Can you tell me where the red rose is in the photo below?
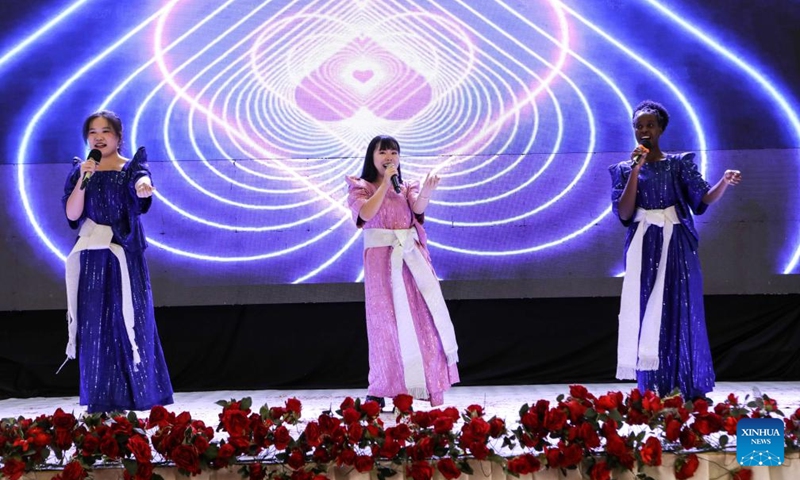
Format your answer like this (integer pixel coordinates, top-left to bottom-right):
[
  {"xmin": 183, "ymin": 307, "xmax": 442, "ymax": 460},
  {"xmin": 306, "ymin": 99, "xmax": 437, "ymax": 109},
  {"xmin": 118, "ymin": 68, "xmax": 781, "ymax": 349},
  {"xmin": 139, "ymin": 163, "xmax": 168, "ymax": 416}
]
[
  {"xmin": 288, "ymin": 449, "xmax": 306, "ymax": 470},
  {"xmin": 488, "ymin": 417, "xmax": 506, "ymax": 438},
  {"xmin": 338, "ymin": 448, "xmax": 356, "ymax": 466},
  {"xmin": 286, "ymin": 398, "xmax": 302, "ymax": 416},
  {"xmin": 545, "ymin": 447, "xmax": 562, "ymax": 469},
  {"xmin": 354, "ymin": 454, "xmax": 374, "ymax": 473},
  {"xmin": 589, "ymin": 461, "xmax": 611, "ymax": 480},
  {"xmin": 127, "ymin": 434, "xmax": 152, "ymax": 462},
  {"xmin": 53, "ymin": 409, "xmax": 78, "ymax": 429},
  {"xmin": 573, "ymin": 422, "xmax": 599, "ymax": 449},
  {"xmin": 348, "ymin": 423, "xmax": 364, "ymax": 443},
  {"xmin": 732, "ymin": 468, "xmax": 753, "ymax": 480},
  {"xmin": 389, "ymin": 423, "xmax": 412, "ymax": 441},
  {"xmin": 724, "ymin": 416, "xmax": 739, "ymax": 435},
  {"xmin": 595, "ymin": 393, "xmax": 621, "ymax": 413},
  {"xmin": 693, "ymin": 413, "xmax": 724, "ymax": 436},
  {"xmin": 269, "ymin": 406, "xmax": 286, "ymax": 420},
  {"xmin": 193, "ymin": 434, "xmax": 210, "ymax": 453},
  {"xmin": 312, "ymin": 448, "xmax": 332, "ymax": 464},
  {"xmin": 569, "ymin": 384, "xmax": 590, "ymax": 400},
  {"xmin": 641, "ymin": 392, "xmax": 663, "ymax": 414},
  {"xmin": 340, "ymin": 397, "xmax": 355, "ymax": 411},
  {"xmin": 360, "ymin": 401, "xmax": 381, "ymax": 418},
  {"xmin": 215, "ymin": 443, "xmax": 236, "ymax": 467},
  {"xmin": 81, "ymin": 434, "xmax": 100, "ymax": 456},
  {"xmin": 468, "ymin": 441, "xmax": 489, "ymax": 460},
  {"xmin": 274, "ymin": 425, "xmax": 292, "ymax": 450},
  {"xmin": 412, "ymin": 411, "xmax": 433, "ymax": 429},
  {"xmin": 28, "ymin": 428, "xmax": 52, "ymax": 449},
  {"xmin": 393, "ymin": 394, "xmax": 414, "ymax": 414},
  {"xmin": 506, "ymin": 454, "xmax": 541, "ymax": 475},
  {"xmin": 1, "ymin": 458, "xmax": 26, "ymax": 480},
  {"xmin": 674, "ymin": 453, "xmax": 699, "ymax": 480},
  {"xmin": 407, "ymin": 461, "xmax": 434, "ymax": 480},
  {"xmin": 61, "ymin": 460, "xmax": 88, "ymax": 480},
  {"xmin": 640, "ymin": 436, "xmax": 662, "ymax": 466},
  {"xmin": 679, "ymin": 427, "xmax": 699, "ymax": 449},
  {"xmin": 229, "ymin": 435, "xmax": 251, "ymax": 452},
  {"xmin": 693, "ymin": 398, "xmax": 709, "ymax": 414},
  {"xmin": 342, "ymin": 407, "xmax": 361, "ymax": 425},
  {"xmin": 55, "ymin": 428, "xmax": 74, "ymax": 450},
  {"xmin": 564, "ymin": 399, "xmax": 588, "ymax": 422},
  {"xmin": 665, "ymin": 419, "xmax": 682, "ymax": 442},
  {"xmin": 111, "ymin": 416, "xmax": 133, "ymax": 436},
  {"xmin": 100, "ymin": 433, "xmax": 120, "ymax": 459},
  {"xmin": 436, "ymin": 458, "xmax": 462, "ymax": 479},
  {"xmin": 464, "ymin": 404, "xmax": 484, "ymax": 418},
  {"xmin": 171, "ymin": 444, "xmax": 201, "ymax": 475},
  {"xmin": 248, "ymin": 463, "xmax": 266, "ymax": 480},
  {"xmin": 133, "ymin": 462, "xmax": 153, "ymax": 480},
  {"xmin": 221, "ymin": 408, "xmax": 249, "ymax": 436},
  {"xmin": 543, "ymin": 408, "xmax": 567, "ymax": 431},
  {"xmin": 433, "ymin": 416, "xmax": 454, "ymax": 435},
  {"xmin": 521, "ymin": 410, "xmax": 541, "ymax": 430},
  {"xmin": 147, "ymin": 405, "xmax": 172, "ymax": 428},
  {"xmin": 466, "ymin": 417, "xmax": 490, "ymax": 438},
  {"xmin": 560, "ymin": 443, "xmax": 583, "ymax": 468},
  {"xmin": 605, "ymin": 434, "xmax": 635, "ymax": 469},
  {"xmin": 303, "ymin": 421, "xmax": 321, "ymax": 447},
  {"xmin": 380, "ymin": 437, "xmax": 402, "ymax": 458}
]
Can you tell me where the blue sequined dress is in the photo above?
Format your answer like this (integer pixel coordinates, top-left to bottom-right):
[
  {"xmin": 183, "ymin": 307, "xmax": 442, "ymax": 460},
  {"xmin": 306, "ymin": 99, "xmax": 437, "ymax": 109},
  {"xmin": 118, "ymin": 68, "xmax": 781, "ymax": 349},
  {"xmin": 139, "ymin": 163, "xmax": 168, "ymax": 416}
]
[
  {"xmin": 609, "ymin": 153, "xmax": 715, "ymax": 398},
  {"xmin": 63, "ymin": 146, "xmax": 173, "ymax": 412}
]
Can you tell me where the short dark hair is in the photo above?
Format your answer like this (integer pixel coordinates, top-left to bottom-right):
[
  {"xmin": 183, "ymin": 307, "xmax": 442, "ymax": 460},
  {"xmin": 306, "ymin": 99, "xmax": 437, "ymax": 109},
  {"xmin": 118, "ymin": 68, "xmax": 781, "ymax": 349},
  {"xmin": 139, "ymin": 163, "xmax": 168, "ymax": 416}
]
[
  {"xmin": 82, "ymin": 110, "xmax": 124, "ymax": 152},
  {"xmin": 632, "ymin": 100, "xmax": 669, "ymax": 131},
  {"xmin": 360, "ymin": 135, "xmax": 402, "ymax": 183}
]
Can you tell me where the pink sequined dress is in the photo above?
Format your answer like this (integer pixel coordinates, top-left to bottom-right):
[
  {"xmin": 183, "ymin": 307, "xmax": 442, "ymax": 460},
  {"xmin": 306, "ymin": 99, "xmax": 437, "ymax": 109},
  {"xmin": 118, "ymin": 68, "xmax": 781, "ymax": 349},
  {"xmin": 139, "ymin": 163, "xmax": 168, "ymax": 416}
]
[{"xmin": 346, "ymin": 176, "xmax": 459, "ymax": 406}]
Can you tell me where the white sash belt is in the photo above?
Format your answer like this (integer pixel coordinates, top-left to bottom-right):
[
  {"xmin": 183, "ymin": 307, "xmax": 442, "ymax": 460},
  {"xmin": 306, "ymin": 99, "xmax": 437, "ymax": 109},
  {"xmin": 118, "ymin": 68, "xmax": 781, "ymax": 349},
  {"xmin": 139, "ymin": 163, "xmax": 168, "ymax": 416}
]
[
  {"xmin": 364, "ymin": 227, "xmax": 458, "ymax": 399},
  {"xmin": 61, "ymin": 218, "xmax": 141, "ymax": 372},
  {"xmin": 616, "ymin": 206, "xmax": 679, "ymax": 380}
]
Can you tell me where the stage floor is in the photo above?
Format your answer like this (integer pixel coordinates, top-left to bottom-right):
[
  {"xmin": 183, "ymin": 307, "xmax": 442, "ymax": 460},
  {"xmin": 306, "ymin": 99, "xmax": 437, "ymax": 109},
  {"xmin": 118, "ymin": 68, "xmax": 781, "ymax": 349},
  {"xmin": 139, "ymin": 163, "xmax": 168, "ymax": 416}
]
[{"xmin": 2, "ymin": 381, "xmax": 798, "ymax": 425}]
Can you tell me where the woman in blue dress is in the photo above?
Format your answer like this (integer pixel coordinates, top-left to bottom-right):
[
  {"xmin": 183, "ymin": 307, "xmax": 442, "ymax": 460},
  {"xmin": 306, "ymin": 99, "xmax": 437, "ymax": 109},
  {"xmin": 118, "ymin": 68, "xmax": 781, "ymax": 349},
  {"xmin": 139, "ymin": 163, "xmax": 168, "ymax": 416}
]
[
  {"xmin": 63, "ymin": 110, "xmax": 173, "ymax": 412},
  {"xmin": 609, "ymin": 100, "xmax": 741, "ymax": 399}
]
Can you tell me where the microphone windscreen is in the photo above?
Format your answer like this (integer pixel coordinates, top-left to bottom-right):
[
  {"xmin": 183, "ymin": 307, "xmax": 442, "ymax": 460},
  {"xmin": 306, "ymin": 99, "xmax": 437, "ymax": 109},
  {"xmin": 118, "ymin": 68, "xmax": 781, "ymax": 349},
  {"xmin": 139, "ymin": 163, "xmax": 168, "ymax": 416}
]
[
  {"xmin": 88, "ymin": 149, "xmax": 102, "ymax": 162},
  {"xmin": 641, "ymin": 138, "xmax": 652, "ymax": 149}
]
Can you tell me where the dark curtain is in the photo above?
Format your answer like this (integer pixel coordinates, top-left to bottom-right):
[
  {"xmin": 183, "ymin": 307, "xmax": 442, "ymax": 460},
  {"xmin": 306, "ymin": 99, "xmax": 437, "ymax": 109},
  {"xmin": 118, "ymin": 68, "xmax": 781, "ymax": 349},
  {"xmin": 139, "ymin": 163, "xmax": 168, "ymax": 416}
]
[{"xmin": 1, "ymin": 295, "xmax": 798, "ymax": 398}]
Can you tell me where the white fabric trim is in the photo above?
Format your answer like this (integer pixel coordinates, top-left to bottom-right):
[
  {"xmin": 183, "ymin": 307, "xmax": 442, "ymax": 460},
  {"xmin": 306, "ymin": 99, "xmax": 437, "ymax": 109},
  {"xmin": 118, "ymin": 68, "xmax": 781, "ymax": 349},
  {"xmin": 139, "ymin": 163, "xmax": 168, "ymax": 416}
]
[
  {"xmin": 616, "ymin": 206, "xmax": 680, "ymax": 379},
  {"xmin": 364, "ymin": 228, "xmax": 459, "ymax": 398},
  {"xmin": 63, "ymin": 218, "xmax": 141, "ymax": 370}
]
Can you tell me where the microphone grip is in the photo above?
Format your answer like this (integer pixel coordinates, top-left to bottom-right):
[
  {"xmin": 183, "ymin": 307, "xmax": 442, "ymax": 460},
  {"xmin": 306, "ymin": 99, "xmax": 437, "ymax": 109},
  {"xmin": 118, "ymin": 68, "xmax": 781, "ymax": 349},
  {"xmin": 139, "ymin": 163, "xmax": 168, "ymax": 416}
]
[
  {"xmin": 390, "ymin": 174, "xmax": 401, "ymax": 194},
  {"xmin": 80, "ymin": 172, "xmax": 91, "ymax": 190}
]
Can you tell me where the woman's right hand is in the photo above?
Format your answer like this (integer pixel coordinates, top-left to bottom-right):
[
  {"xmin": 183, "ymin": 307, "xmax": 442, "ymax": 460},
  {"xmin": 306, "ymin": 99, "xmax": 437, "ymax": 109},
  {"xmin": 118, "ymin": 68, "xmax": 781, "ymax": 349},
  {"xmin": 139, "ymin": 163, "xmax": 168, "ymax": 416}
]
[
  {"xmin": 80, "ymin": 158, "xmax": 98, "ymax": 179},
  {"xmin": 382, "ymin": 163, "xmax": 398, "ymax": 188},
  {"xmin": 630, "ymin": 144, "xmax": 649, "ymax": 168}
]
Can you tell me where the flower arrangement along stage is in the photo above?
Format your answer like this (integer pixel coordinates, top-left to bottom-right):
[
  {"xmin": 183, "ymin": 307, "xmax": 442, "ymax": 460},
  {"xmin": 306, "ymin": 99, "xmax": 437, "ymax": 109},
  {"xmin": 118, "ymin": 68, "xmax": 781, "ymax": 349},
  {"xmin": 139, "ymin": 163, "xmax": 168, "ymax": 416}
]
[{"xmin": 1, "ymin": 385, "xmax": 798, "ymax": 480}]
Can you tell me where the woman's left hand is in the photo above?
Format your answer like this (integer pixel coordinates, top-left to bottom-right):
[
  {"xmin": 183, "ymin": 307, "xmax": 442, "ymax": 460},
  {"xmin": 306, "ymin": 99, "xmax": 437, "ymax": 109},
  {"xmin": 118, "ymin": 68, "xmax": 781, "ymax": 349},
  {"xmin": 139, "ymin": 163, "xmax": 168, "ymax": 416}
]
[
  {"xmin": 419, "ymin": 172, "xmax": 441, "ymax": 198},
  {"xmin": 723, "ymin": 170, "xmax": 742, "ymax": 186},
  {"xmin": 136, "ymin": 181, "xmax": 156, "ymax": 198}
]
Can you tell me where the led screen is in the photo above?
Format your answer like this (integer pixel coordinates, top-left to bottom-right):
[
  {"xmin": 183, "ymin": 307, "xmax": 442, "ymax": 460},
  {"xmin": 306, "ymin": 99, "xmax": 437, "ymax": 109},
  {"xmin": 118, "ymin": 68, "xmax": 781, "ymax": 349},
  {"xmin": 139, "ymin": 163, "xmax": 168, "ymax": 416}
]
[{"xmin": 1, "ymin": 0, "xmax": 798, "ymax": 309}]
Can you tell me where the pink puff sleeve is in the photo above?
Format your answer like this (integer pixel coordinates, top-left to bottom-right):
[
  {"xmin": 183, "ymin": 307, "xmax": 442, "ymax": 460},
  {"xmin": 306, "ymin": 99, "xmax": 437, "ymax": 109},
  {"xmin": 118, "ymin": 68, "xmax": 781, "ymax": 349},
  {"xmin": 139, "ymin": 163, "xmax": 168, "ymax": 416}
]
[{"xmin": 345, "ymin": 175, "xmax": 371, "ymax": 228}]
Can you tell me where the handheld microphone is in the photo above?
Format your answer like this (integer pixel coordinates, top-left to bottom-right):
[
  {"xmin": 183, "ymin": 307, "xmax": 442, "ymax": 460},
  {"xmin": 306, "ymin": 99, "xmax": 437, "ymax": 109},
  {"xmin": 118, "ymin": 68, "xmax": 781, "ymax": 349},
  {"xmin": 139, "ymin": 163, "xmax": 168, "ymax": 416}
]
[
  {"xmin": 385, "ymin": 163, "xmax": 401, "ymax": 193},
  {"xmin": 631, "ymin": 138, "xmax": 652, "ymax": 167},
  {"xmin": 79, "ymin": 149, "xmax": 103, "ymax": 190}
]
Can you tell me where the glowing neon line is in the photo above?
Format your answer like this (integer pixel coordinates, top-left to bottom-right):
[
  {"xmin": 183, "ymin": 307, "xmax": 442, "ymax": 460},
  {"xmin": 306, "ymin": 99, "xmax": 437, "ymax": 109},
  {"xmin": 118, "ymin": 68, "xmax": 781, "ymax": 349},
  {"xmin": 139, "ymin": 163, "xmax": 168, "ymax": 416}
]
[{"xmin": 0, "ymin": 0, "xmax": 88, "ymax": 69}]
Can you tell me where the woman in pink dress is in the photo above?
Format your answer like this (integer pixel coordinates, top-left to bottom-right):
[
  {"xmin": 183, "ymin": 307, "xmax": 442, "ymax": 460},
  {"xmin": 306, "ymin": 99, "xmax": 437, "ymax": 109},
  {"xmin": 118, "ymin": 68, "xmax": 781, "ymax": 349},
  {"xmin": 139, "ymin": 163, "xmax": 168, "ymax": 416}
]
[{"xmin": 346, "ymin": 135, "xmax": 459, "ymax": 408}]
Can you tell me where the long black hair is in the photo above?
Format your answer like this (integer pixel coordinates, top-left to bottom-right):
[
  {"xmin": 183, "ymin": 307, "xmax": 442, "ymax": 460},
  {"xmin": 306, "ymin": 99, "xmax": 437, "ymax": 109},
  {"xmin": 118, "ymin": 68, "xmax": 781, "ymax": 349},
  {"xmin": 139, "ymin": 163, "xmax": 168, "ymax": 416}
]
[{"xmin": 360, "ymin": 135, "xmax": 402, "ymax": 184}]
